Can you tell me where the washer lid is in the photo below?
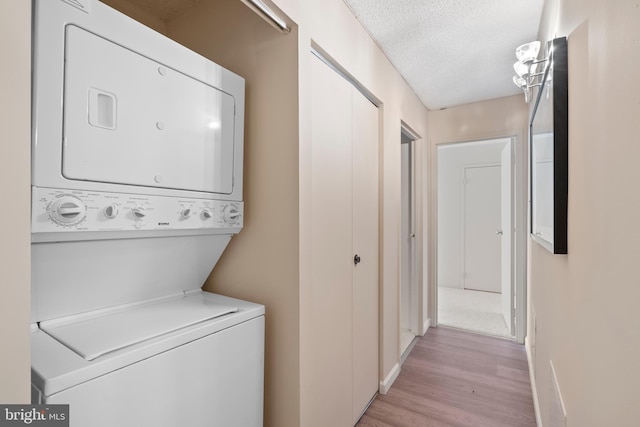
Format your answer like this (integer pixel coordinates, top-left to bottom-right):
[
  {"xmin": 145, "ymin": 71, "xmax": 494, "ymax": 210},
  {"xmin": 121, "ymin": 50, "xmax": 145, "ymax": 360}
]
[{"xmin": 40, "ymin": 293, "xmax": 238, "ymax": 361}]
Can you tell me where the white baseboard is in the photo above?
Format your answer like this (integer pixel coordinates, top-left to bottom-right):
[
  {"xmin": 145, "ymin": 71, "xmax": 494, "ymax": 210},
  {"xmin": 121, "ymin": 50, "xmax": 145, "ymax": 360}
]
[
  {"xmin": 379, "ymin": 362, "xmax": 400, "ymax": 395},
  {"xmin": 525, "ymin": 336, "xmax": 543, "ymax": 427},
  {"xmin": 422, "ymin": 318, "xmax": 431, "ymax": 335}
]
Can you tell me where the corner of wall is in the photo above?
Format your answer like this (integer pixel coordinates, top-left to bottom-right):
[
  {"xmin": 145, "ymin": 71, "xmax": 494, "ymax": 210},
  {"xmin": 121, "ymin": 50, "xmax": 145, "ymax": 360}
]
[
  {"xmin": 525, "ymin": 335, "xmax": 543, "ymax": 427},
  {"xmin": 0, "ymin": 0, "xmax": 32, "ymax": 403},
  {"xmin": 379, "ymin": 362, "xmax": 401, "ymax": 395}
]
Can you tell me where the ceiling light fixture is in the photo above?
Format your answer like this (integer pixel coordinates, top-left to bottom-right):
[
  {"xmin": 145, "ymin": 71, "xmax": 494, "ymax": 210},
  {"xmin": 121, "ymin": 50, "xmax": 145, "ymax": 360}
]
[{"xmin": 512, "ymin": 41, "xmax": 551, "ymax": 103}]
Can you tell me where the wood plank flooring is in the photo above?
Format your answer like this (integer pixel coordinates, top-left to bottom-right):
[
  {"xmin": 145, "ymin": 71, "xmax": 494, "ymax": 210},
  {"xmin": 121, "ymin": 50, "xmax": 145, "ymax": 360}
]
[{"xmin": 357, "ymin": 327, "xmax": 537, "ymax": 427}]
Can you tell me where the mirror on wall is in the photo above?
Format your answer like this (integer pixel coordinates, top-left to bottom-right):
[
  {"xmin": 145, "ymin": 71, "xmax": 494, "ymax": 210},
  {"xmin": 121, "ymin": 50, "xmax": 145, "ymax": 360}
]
[{"xmin": 530, "ymin": 36, "xmax": 568, "ymax": 254}]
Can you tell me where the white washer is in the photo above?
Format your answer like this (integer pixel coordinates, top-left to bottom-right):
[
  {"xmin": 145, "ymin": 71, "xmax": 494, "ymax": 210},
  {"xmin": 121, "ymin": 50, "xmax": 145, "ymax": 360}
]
[
  {"xmin": 30, "ymin": 1, "xmax": 263, "ymax": 426},
  {"xmin": 31, "ymin": 292, "xmax": 264, "ymax": 427}
]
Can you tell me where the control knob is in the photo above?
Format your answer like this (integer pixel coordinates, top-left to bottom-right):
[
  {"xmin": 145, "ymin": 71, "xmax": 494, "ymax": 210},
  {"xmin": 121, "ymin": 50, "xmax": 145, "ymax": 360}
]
[
  {"xmin": 202, "ymin": 208, "xmax": 213, "ymax": 220},
  {"xmin": 48, "ymin": 195, "xmax": 87, "ymax": 226},
  {"xmin": 222, "ymin": 205, "xmax": 241, "ymax": 224},
  {"xmin": 104, "ymin": 204, "xmax": 119, "ymax": 219},
  {"xmin": 180, "ymin": 208, "xmax": 192, "ymax": 219},
  {"xmin": 132, "ymin": 207, "xmax": 147, "ymax": 219}
]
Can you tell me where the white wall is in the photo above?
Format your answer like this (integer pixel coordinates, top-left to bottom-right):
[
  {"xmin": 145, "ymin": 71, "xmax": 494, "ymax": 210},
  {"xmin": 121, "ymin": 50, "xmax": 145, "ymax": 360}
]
[
  {"xmin": 437, "ymin": 139, "xmax": 508, "ymax": 288},
  {"xmin": 528, "ymin": 1, "xmax": 640, "ymax": 426},
  {"xmin": 0, "ymin": 1, "xmax": 32, "ymax": 403}
]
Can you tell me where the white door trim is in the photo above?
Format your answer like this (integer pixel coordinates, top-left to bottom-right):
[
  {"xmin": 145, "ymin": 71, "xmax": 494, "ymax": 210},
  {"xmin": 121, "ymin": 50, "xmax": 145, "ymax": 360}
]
[
  {"xmin": 400, "ymin": 124, "xmax": 423, "ymax": 344},
  {"xmin": 501, "ymin": 141, "xmax": 515, "ymax": 335}
]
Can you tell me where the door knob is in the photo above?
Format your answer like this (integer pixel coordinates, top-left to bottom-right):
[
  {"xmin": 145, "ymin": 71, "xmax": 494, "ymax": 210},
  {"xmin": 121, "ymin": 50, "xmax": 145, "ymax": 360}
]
[
  {"xmin": 354, "ymin": 254, "xmax": 361, "ymax": 265},
  {"xmin": 496, "ymin": 229, "xmax": 503, "ymax": 236}
]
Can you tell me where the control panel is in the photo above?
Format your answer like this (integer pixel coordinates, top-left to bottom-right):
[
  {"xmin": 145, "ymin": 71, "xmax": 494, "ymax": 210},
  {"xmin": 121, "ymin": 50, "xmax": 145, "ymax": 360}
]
[{"xmin": 31, "ymin": 187, "xmax": 243, "ymax": 234}]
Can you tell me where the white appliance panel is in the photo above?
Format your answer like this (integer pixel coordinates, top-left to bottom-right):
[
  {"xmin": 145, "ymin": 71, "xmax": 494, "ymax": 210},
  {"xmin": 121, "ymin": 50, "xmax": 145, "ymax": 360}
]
[
  {"xmin": 41, "ymin": 294, "xmax": 239, "ymax": 361},
  {"xmin": 31, "ymin": 187, "xmax": 243, "ymax": 241},
  {"xmin": 32, "ymin": 0, "xmax": 245, "ymax": 201},
  {"xmin": 31, "ymin": 293, "xmax": 264, "ymax": 398},
  {"xmin": 63, "ymin": 25, "xmax": 235, "ymax": 194},
  {"xmin": 31, "ymin": 235, "xmax": 231, "ymax": 323},
  {"xmin": 40, "ymin": 316, "xmax": 264, "ymax": 427}
]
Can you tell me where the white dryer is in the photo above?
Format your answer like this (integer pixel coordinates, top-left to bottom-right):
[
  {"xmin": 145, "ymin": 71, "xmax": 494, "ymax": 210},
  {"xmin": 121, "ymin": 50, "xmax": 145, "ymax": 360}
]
[{"xmin": 30, "ymin": 1, "xmax": 263, "ymax": 426}]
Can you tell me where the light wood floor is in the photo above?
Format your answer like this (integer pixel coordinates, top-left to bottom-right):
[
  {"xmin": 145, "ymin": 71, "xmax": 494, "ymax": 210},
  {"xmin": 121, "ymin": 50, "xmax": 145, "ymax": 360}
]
[{"xmin": 357, "ymin": 327, "xmax": 537, "ymax": 427}]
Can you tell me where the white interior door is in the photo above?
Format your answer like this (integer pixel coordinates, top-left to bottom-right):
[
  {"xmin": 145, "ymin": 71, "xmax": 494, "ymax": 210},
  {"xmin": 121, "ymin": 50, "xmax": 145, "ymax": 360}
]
[
  {"xmin": 351, "ymin": 85, "xmax": 379, "ymax": 425},
  {"xmin": 400, "ymin": 137, "xmax": 416, "ymax": 355},
  {"xmin": 500, "ymin": 144, "xmax": 513, "ymax": 333},
  {"xmin": 463, "ymin": 165, "xmax": 501, "ymax": 293}
]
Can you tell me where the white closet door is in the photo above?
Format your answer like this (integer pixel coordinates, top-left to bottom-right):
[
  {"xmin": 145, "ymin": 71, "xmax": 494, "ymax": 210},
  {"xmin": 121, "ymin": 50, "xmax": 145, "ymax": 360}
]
[
  {"xmin": 309, "ymin": 53, "xmax": 354, "ymax": 427},
  {"xmin": 309, "ymin": 52, "xmax": 379, "ymax": 427},
  {"xmin": 351, "ymin": 89, "xmax": 379, "ymax": 424}
]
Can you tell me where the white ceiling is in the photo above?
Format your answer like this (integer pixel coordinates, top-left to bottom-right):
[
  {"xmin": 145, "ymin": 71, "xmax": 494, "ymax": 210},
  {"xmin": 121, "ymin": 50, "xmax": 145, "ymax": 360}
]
[{"xmin": 343, "ymin": 0, "xmax": 545, "ymax": 110}]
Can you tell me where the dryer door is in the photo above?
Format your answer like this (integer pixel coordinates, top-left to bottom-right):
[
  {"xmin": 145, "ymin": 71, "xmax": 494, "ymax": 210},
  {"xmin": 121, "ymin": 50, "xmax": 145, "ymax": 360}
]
[{"xmin": 62, "ymin": 25, "xmax": 236, "ymax": 194}]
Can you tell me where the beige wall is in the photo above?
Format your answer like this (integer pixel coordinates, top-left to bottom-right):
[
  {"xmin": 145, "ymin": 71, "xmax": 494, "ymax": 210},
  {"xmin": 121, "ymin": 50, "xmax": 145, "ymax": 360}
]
[
  {"xmin": 0, "ymin": 1, "xmax": 32, "ymax": 403},
  {"xmin": 102, "ymin": 0, "xmax": 167, "ymax": 33},
  {"xmin": 428, "ymin": 95, "xmax": 529, "ymax": 143},
  {"xmin": 528, "ymin": 1, "xmax": 640, "ymax": 426},
  {"xmin": 166, "ymin": 2, "xmax": 300, "ymax": 427}
]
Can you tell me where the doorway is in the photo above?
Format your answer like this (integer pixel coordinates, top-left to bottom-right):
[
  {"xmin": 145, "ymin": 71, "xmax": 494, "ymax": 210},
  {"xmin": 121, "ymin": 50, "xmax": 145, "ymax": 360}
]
[
  {"xmin": 400, "ymin": 128, "xmax": 419, "ymax": 357},
  {"xmin": 436, "ymin": 138, "xmax": 514, "ymax": 338}
]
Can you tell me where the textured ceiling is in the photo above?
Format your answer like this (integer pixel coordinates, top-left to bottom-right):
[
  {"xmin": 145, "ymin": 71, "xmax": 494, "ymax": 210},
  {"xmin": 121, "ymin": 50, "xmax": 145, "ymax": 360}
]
[{"xmin": 344, "ymin": 0, "xmax": 544, "ymax": 110}]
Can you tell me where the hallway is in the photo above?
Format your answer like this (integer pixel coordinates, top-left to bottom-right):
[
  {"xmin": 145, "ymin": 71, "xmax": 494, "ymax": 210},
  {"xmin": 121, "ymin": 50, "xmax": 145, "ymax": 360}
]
[{"xmin": 357, "ymin": 327, "xmax": 536, "ymax": 427}]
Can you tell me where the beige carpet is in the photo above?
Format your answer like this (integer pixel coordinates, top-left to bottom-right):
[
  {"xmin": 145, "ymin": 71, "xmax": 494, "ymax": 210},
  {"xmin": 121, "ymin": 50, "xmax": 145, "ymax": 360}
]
[{"xmin": 437, "ymin": 287, "xmax": 510, "ymax": 338}]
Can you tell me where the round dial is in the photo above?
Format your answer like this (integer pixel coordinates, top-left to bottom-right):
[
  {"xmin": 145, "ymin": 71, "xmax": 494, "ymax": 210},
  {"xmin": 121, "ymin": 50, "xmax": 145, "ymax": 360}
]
[
  {"xmin": 132, "ymin": 207, "xmax": 147, "ymax": 219},
  {"xmin": 202, "ymin": 208, "xmax": 213, "ymax": 220},
  {"xmin": 180, "ymin": 208, "xmax": 191, "ymax": 219},
  {"xmin": 48, "ymin": 195, "xmax": 87, "ymax": 226},
  {"xmin": 222, "ymin": 205, "xmax": 240, "ymax": 224},
  {"xmin": 104, "ymin": 204, "xmax": 119, "ymax": 219}
]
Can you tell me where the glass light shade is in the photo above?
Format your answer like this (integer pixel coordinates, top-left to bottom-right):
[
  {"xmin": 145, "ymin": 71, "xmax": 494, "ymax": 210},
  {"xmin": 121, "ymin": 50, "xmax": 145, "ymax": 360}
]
[
  {"xmin": 513, "ymin": 61, "xmax": 529, "ymax": 78},
  {"xmin": 512, "ymin": 75, "xmax": 527, "ymax": 88},
  {"xmin": 516, "ymin": 41, "xmax": 541, "ymax": 63}
]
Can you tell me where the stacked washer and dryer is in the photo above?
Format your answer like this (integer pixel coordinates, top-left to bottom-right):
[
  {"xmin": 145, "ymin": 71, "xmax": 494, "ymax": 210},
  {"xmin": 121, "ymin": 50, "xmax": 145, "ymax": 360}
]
[{"xmin": 30, "ymin": 0, "xmax": 264, "ymax": 426}]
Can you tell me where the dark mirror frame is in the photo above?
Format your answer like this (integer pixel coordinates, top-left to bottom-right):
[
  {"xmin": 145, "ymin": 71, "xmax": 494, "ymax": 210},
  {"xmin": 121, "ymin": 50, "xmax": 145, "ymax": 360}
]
[{"xmin": 529, "ymin": 36, "xmax": 568, "ymax": 254}]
